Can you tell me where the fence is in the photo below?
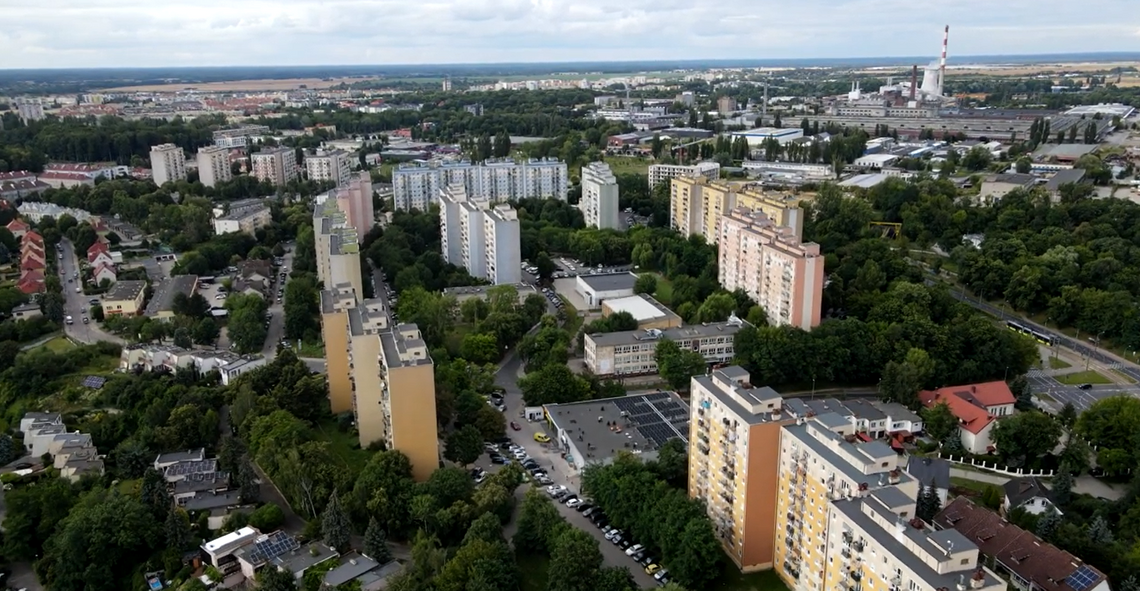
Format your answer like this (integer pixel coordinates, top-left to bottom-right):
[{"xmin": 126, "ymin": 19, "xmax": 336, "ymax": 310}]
[{"xmin": 939, "ymin": 453, "xmax": 1056, "ymax": 478}]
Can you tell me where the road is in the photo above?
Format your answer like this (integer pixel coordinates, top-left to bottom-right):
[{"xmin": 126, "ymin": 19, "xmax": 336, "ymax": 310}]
[
  {"xmin": 58, "ymin": 238, "xmax": 125, "ymax": 345},
  {"xmin": 493, "ymin": 353, "xmax": 659, "ymax": 589},
  {"xmin": 259, "ymin": 247, "xmax": 295, "ymax": 359}
]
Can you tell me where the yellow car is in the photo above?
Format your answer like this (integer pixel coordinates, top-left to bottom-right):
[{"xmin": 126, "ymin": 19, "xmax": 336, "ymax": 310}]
[
  {"xmin": 534, "ymin": 432, "xmax": 551, "ymax": 443},
  {"xmin": 645, "ymin": 564, "xmax": 661, "ymax": 575}
]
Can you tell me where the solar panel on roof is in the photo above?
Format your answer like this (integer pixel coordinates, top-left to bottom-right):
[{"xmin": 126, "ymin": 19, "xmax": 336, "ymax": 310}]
[
  {"xmin": 1067, "ymin": 565, "xmax": 1099, "ymax": 591},
  {"xmin": 81, "ymin": 375, "xmax": 106, "ymax": 389},
  {"xmin": 249, "ymin": 533, "xmax": 300, "ymax": 564}
]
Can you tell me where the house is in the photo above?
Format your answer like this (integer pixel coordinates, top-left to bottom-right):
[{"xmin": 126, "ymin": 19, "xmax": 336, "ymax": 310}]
[
  {"xmin": 162, "ymin": 458, "xmax": 218, "ymax": 483},
  {"xmin": 11, "ymin": 302, "xmax": 42, "ymax": 320},
  {"xmin": 178, "ymin": 490, "xmax": 245, "ymax": 529},
  {"xmin": 154, "ymin": 448, "xmax": 206, "ymax": 471},
  {"xmin": 271, "ymin": 541, "xmax": 340, "ymax": 580},
  {"xmin": 934, "ymin": 498, "xmax": 1107, "ymax": 591},
  {"xmin": 87, "ymin": 241, "xmax": 115, "ymax": 268},
  {"xmin": 1003, "ymin": 477, "xmax": 1059, "ymax": 516},
  {"xmin": 978, "ymin": 173, "xmax": 1038, "ymax": 205},
  {"xmin": 919, "ymin": 381, "xmax": 1016, "ymax": 454},
  {"xmin": 144, "ymin": 275, "xmax": 199, "ymax": 320},
  {"xmin": 6, "ymin": 218, "xmax": 30, "ymax": 239},
  {"xmin": 19, "ymin": 412, "xmax": 103, "ymax": 481},
  {"xmin": 17, "ymin": 268, "xmax": 45, "ymax": 294},
  {"xmin": 322, "ymin": 554, "xmax": 404, "ymax": 590},
  {"xmin": 93, "ymin": 262, "xmax": 117, "ymax": 285},
  {"xmin": 906, "ymin": 456, "xmax": 950, "ymax": 506},
  {"xmin": 202, "ymin": 526, "xmax": 262, "ymax": 582},
  {"xmin": 233, "ymin": 531, "xmax": 303, "ymax": 579}
]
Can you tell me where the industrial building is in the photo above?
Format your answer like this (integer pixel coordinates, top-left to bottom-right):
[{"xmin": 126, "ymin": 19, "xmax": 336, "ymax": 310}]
[
  {"xmin": 574, "ymin": 272, "xmax": 639, "ymax": 309},
  {"xmin": 730, "ymin": 127, "xmax": 804, "ymax": 147}
]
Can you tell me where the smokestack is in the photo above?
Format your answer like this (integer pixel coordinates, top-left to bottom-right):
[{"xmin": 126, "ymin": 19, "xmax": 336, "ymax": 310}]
[
  {"xmin": 939, "ymin": 25, "xmax": 949, "ymax": 96},
  {"xmin": 910, "ymin": 65, "xmax": 918, "ymax": 101}
]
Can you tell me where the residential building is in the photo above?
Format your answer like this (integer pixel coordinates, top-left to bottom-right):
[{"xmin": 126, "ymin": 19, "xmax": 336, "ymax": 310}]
[
  {"xmin": 20, "ymin": 412, "xmax": 104, "ymax": 482},
  {"xmin": 0, "ymin": 173, "xmax": 49, "ymax": 201},
  {"xmin": 306, "ymin": 149, "xmax": 353, "ymax": 186},
  {"xmin": 144, "ymin": 275, "xmax": 199, "ymax": 320},
  {"xmin": 16, "ymin": 99, "xmax": 45, "ymax": 122},
  {"xmin": 934, "ymin": 498, "xmax": 1108, "ymax": 591},
  {"xmin": 320, "ymin": 285, "xmax": 364, "ymax": 414},
  {"xmin": 5, "ymin": 218, "xmax": 29, "ymax": 239},
  {"xmin": 580, "ymin": 161, "xmax": 620, "ymax": 229},
  {"xmin": 101, "ymin": 279, "xmax": 147, "ymax": 316},
  {"xmin": 92, "ymin": 263, "xmax": 117, "ymax": 285},
  {"xmin": 717, "ymin": 96, "xmax": 739, "ymax": 115},
  {"xmin": 905, "ymin": 456, "xmax": 950, "ymax": 506},
  {"xmin": 331, "ymin": 172, "xmax": 375, "ymax": 233},
  {"xmin": 574, "ymin": 272, "xmax": 639, "ymax": 309},
  {"xmin": 918, "ymin": 381, "xmax": 1015, "ymax": 455},
  {"xmin": 213, "ymin": 201, "xmax": 272, "ymax": 235},
  {"xmin": 351, "ymin": 322, "xmax": 438, "ymax": 481},
  {"xmin": 483, "ymin": 204, "xmax": 521, "ymax": 285},
  {"xmin": 197, "ymin": 145, "xmax": 232, "ymax": 188},
  {"xmin": 314, "ymin": 200, "xmax": 364, "ymax": 298},
  {"xmin": 120, "ymin": 345, "xmax": 266, "ymax": 385},
  {"xmin": 670, "ymin": 176, "xmax": 804, "ymax": 241},
  {"xmin": 1003, "ymin": 477, "xmax": 1059, "ymax": 516},
  {"xmin": 717, "ymin": 208, "xmax": 824, "ymax": 329},
  {"xmin": 545, "ymin": 391, "xmax": 689, "ymax": 467},
  {"xmin": 599, "ymin": 294, "xmax": 682, "ymax": 330},
  {"xmin": 584, "ymin": 318, "xmax": 747, "ymax": 377},
  {"xmin": 392, "ymin": 158, "xmax": 569, "ymax": 211},
  {"xmin": 688, "ymin": 367, "xmax": 790, "ymax": 571},
  {"xmin": 11, "ymin": 302, "xmax": 42, "ymax": 320},
  {"xmin": 322, "ymin": 554, "xmax": 404, "ymax": 590},
  {"xmin": 647, "ymin": 161, "xmax": 720, "ymax": 189},
  {"xmin": 780, "ymin": 398, "xmax": 924, "ymax": 441},
  {"xmin": 251, "ymin": 147, "xmax": 299, "ymax": 186},
  {"xmin": 150, "ymin": 143, "xmax": 187, "ymax": 186},
  {"xmin": 212, "ymin": 125, "xmax": 271, "ymax": 149},
  {"xmin": 439, "ymin": 186, "xmax": 520, "ymax": 285}
]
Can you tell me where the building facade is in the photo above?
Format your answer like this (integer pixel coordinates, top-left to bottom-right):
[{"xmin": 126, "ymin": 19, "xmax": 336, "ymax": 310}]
[
  {"xmin": 392, "ymin": 159, "xmax": 569, "ymax": 211},
  {"xmin": 670, "ymin": 176, "xmax": 804, "ymax": 241},
  {"xmin": 580, "ymin": 161, "xmax": 620, "ymax": 229},
  {"xmin": 647, "ymin": 161, "xmax": 720, "ymax": 189},
  {"xmin": 150, "ymin": 143, "xmax": 187, "ymax": 186},
  {"xmin": 584, "ymin": 319, "xmax": 747, "ymax": 377},
  {"xmin": 197, "ymin": 145, "xmax": 232, "ymax": 188},
  {"xmin": 251, "ymin": 147, "xmax": 299, "ymax": 186},
  {"xmin": 306, "ymin": 149, "xmax": 353, "ymax": 186},
  {"xmin": 439, "ymin": 186, "xmax": 521, "ymax": 285},
  {"xmin": 483, "ymin": 204, "xmax": 521, "ymax": 285},
  {"xmin": 717, "ymin": 208, "xmax": 824, "ymax": 330}
]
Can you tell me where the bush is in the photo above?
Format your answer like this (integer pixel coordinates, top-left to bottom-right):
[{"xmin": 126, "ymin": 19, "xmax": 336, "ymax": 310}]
[{"xmin": 248, "ymin": 503, "xmax": 285, "ymax": 531}]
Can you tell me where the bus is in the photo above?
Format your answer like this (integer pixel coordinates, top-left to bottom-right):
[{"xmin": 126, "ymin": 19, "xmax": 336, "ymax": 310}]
[{"xmin": 1006, "ymin": 320, "xmax": 1056, "ymax": 346}]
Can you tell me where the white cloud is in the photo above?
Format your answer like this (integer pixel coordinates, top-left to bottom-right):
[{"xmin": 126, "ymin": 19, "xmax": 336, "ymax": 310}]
[{"xmin": 0, "ymin": 0, "xmax": 1137, "ymax": 68}]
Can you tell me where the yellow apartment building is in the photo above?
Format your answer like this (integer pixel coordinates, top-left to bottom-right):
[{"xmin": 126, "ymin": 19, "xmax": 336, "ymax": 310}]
[
  {"xmin": 670, "ymin": 176, "xmax": 805, "ymax": 242},
  {"xmin": 689, "ymin": 366, "xmax": 791, "ymax": 571},
  {"xmin": 320, "ymin": 284, "xmax": 358, "ymax": 414}
]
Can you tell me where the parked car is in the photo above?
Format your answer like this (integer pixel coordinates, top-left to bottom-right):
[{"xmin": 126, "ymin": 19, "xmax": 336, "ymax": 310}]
[
  {"xmin": 604, "ymin": 529, "xmax": 622, "ymax": 541},
  {"xmin": 534, "ymin": 432, "xmax": 551, "ymax": 443},
  {"xmin": 545, "ymin": 485, "xmax": 567, "ymax": 497},
  {"xmin": 654, "ymin": 569, "xmax": 669, "ymax": 582},
  {"xmin": 510, "ymin": 421, "xmax": 521, "ymax": 431},
  {"xmin": 560, "ymin": 494, "xmax": 578, "ymax": 505},
  {"xmin": 625, "ymin": 544, "xmax": 644, "ymax": 556},
  {"xmin": 489, "ymin": 454, "xmax": 508, "ymax": 465},
  {"xmin": 575, "ymin": 503, "xmax": 592, "ymax": 513},
  {"xmin": 645, "ymin": 564, "xmax": 661, "ymax": 575}
]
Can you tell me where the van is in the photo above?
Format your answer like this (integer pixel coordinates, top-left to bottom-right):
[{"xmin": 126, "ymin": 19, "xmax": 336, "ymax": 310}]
[{"xmin": 534, "ymin": 432, "xmax": 551, "ymax": 443}]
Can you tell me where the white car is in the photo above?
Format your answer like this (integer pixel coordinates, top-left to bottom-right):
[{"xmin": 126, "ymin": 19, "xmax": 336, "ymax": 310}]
[
  {"xmin": 625, "ymin": 544, "xmax": 644, "ymax": 556},
  {"xmin": 545, "ymin": 485, "xmax": 567, "ymax": 497},
  {"xmin": 566, "ymin": 498, "xmax": 582, "ymax": 509},
  {"xmin": 605, "ymin": 529, "xmax": 622, "ymax": 541}
]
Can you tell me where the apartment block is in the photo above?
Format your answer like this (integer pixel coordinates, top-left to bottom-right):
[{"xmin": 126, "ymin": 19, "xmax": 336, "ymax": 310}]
[
  {"xmin": 251, "ymin": 147, "xmax": 298, "ymax": 186},
  {"xmin": 584, "ymin": 318, "xmax": 747, "ymax": 377},
  {"xmin": 647, "ymin": 161, "xmax": 720, "ymax": 189},
  {"xmin": 717, "ymin": 208, "xmax": 824, "ymax": 330},
  {"xmin": 439, "ymin": 186, "xmax": 521, "ymax": 285},
  {"xmin": 306, "ymin": 149, "xmax": 353, "ymax": 186},
  {"xmin": 392, "ymin": 158, "xmax": 569, "ymax": 211},
  {"xmin": 212, "ymin": 125, "xmax": 271, "ymax": 149},
  {"xmin": 197, "ymin": 145, "xmax": 232, "ymax": 188},
  {"xmin": 580, "ymin": 161, "xmax": 620, "ymax": 229},
  {"xmin": 670, "ymin": 176, "xmax": 804, "ymax": 240},
  {"xmin": 150, "ymin": 143, "xmax": 187, "ymax": 186},
  {"xmin": 314, "ymin": 203, "xmax": 363, "ymax": 299},
  {"xmin": 352, "ymin": 322, "xmax": 439, "ymax": 481},
  {"xmin": 213, "ymin": 202, "xmax": 271, "ymax": 236},
  {"xmin": 689, "ymin": 367, "xmax": 790, "ymax": 571},
  {"xmin": 320, "ymin": 285, "xmax": 359, "ymax": 414},
  {"xmin": 16, "ymin": 99, "xmax": 45, "ymax": 123}
]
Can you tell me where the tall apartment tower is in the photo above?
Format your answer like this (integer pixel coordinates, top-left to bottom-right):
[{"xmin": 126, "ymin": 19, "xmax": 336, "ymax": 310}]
[
  {"xmin": 15, "ymin": 99, "xmax": 45, "ymax": 123},
  {"xmin": 197, "ymin": 145, "xmax": 232, "ymax": 188},
  {"xmin": 670, "ymin": 176, "xmax": 804, "ymax": 241},
  {"xmin": 320, "ymin": 285, "xmax": 358, "ymax": 414},
  {"xmin": 314, "ymin": 201, "xmax": 363, "ymax": 299},
  {"xmin": 580, "ymin": 161, "xmax": 620, "ymax": 230},
  {"xmin": 648, "ymin": 161, "xmax": 720, "ymax": 190},
  {"xmin": 150, "ymin": 143, "xmax": 187, "ymax": 186},
  {"xmin": 717, "ymin": 208, "xmax": 824, "ymax": 329},
  {"xmin": 306, "ymin": 149, "xmax": 353, "ymax": 186},
  {"xmin": 439, "ymin": 185, "xmax": 468, "ymax": 267},
  {"xmin": 689, "ymin": 366, "xmax": 791, "ymax": 572},
  {"xmin": 333, "ymin": 172, "xmax": 375, "ymax": 234},
  {"xmin": 251, "ymin": 147, "xmax": 298, "ymax": 186},
  {"xmin": 483, "ymin": 204, "xmax": 522, "ymax": 285},
  {"xmin": 353, "ymin": 323, "xmax": 439, "ymax": 481}
]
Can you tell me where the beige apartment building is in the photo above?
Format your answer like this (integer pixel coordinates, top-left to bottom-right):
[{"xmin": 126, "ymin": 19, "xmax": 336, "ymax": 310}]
[
  {"xmin": 689, "ymin": 366, "xmax": 791, "ymax": 572},
  {"xmin": 717, "ymin": 208, "xmax": 824, "ymax": 330},
  {"xmin": 332, "ymin": 172, "xmax": 375, "ymax": 235},
  {"xmin": 648, "ymin": 161, "xmax": 720, "ymax": 189},
  {"xmin": 150, "ymin": 143, "xmax": 187, "ymax": 186},
  {"xmin": 320, "ymin": 285, "xmax": 358, "ymax": 414},
  {"xmin": 584, "ymin": 319, "xmax": 747, "ymax": 377},
  {"xmin": 314, "ymin": 201, "xmax": 363, "ymax": 297},
  {"xmin": 251, "ymin": 147, "xmax": 298, "ymax": 186},
  {"xmin": 352, "ymin": 322, "xmax": 439, "ymax": 481},
  {"xmin": 306, "ymin": 149, "xmax": 352, "ymax": 187},
  {"xmin": 197, "ymin": 145, "xmax": 232, "ymax": 188},
  {"xmin": 670, "ymin": 176, "xmax": 804, "ymax": 241}
]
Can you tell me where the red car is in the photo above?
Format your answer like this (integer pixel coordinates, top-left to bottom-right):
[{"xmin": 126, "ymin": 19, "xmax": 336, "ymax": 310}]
[{"xmin": 510, "ymin": 422, "xmax": 521, "ymax": 431}]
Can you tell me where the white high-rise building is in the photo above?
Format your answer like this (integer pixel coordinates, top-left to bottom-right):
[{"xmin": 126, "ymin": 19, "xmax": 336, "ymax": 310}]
[
  {"xmin": 251, "ymin": 147, "xmax": 298, "ymax": 186},
  {"xmin": 439, "ymin": 186, "xmax": 521, "ymax": 285},
  {"xmin": 580, "ymin": 161, "xmax": 620, "ymax": 229},
  {"xmin": 15, "ymin": 99, "xmax": 45, "ymax": 123},
  {"xmin": 197, "ymin": 146, "xmax": 231, "ymax": 188},
  {"xmin": 647, "ymin": 161, "xmax": 720, "ymax": 188},
  {"xmin": 306, "ymin": 149, "xmax": 352, "ymax": 186},
  {"xmin": 393, "ymin": 159, "xmax": 568, "ymax": 211},
  {"xmin": 150, "ymin": 144, "xmax": 187, "ymax": 186}
]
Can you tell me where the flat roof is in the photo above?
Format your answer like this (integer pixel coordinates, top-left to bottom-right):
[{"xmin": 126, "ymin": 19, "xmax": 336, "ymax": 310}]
[
  {"xmin": 577, "ymin": 272, "xmax": 638, "ymax": 293},
  {"xmin": 546, "ymin": 392, "xmax": 689, "ymax": 463},
  {"xmin": 603, "ymin": 294, "xmax": 669, "ymax": 321},
  {"xmin": 588, "ymin": 319, "xmax": 748, "ymax": 348},
  {"xmin": 693, "ymin": 372, "xmax": 783, "ymax": 425},
  {"xmin": 838, "ymin": 173, "xmax": 892, "ymax": 189},
  {"xmin": 324, "ymin": 554, "xmax": 381, "ymax": 587},
  {"xmin": 145, "ymin": 275, "xmax": 198, "ymax": 315},
  {"xmin": 105, "ymin": 279, "xmax": 147, "ymax": 301},
  {"xmin": 204, "ymin": 526, "xmax": 259, "ymax": 553},
  {"xmin": 781, "ymin": 419, "xmax": 904, "ymax": 487}
]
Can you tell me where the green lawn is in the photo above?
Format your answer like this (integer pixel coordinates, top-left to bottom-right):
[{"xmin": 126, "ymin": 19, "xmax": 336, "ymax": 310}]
[
  {"xmin": 716, "ymin": 568, "xmax": 790, "ymax": 591},
  {"xmin": 314, "ymin": 420, "xmax": 372, "ymax": 477},
  {"xmin": 1055, "ymin": 370, "xmax": 1112, "ymax": 385},
  {"xmin": 605, "ymin": 156, "xmax": 653, "ymax": 176},
  {"xmin": 1047, "ymin": 356, "xmax": 1072, "ymax": 370},
  {"xmin": 559, "ymin": 296, "xmax": 583, "ymax": 336},
  {"xmin": 950, "ymin": 476, "xmax": 992, "ymax": 495},
  {"xmin": 34, "ymin": 336, "xmax": 75, "ymax": 354},
  {"xmin": 517, "ymin": 553, "xmax": 550, "ymax": 591},
  {"xmin": 295, "ymin": 340, "xmax": 325, "ymax": 359},
  {"xmin": 650, "ymin": 273, "xmax": 674, "ymax": 306}
]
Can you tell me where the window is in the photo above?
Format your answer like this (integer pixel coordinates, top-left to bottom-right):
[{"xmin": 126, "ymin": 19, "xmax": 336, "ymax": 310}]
[{"xmin": 960, "ymin": 558, "xmax": 969, "ymax": 565}]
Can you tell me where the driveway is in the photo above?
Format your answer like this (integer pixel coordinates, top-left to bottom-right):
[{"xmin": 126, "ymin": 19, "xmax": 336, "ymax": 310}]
[
  {"xmin": 58, "ymin": 238, "xmax": 125, "ymax": 345},
  {"xmin": 495, "ymin": 354, "xmax": 658, "ymax": 588}
]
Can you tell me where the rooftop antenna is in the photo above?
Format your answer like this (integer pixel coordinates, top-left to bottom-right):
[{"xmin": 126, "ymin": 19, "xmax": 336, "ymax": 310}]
[
  {"xmin": 939, "ymin": 25, "xmax": 950, "ymax": 97},
  {"xmin": 762, "ymin": 75, "xmax": 769, "ymax": 123}
]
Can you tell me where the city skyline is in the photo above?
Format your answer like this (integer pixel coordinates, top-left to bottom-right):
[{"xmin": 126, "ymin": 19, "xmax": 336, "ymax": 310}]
[{"xmin": 5, "ymin": 0, "xmax": 1139, "ymax": 68}]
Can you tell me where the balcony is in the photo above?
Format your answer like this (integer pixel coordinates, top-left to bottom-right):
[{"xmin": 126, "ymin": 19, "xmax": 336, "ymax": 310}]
[{"xmin": 852, "ymin": 540, "xmax": 864, "ymax": 552}]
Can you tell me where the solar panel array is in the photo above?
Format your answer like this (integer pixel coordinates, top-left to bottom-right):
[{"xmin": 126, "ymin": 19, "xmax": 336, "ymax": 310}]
[
  {"xmin": 248, "ymin": 532, "xmax": 300, "ymax": 564},
  {"xmin": 611, "ymin": 392, "xmax": 690, "ymax": 449},
  {"xmin": 1067, "ymin": 565, "xmax": 1099, "ymax": 591},
  {"xmin": 81, "ymin": 376, "xmax": 106, "ymax": 389},
  {"xmin": 165, "ymin": 459, "xmax": 218, "ymax": 477}
]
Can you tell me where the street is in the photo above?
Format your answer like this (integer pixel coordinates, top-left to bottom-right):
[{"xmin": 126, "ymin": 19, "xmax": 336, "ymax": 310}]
[
  {"xmin": 258, "ymin": 246, "xmax": 295, "ymax": 359},
  {"xmin": 493, "ymin": 353, "xmax": 659, "ymax": 589},
  {"xmin": 58, "ymin": 238, "xmax": 125, "ymax": 345}
]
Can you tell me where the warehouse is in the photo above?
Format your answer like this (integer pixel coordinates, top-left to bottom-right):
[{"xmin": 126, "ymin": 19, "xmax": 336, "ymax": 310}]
[
  {"xmin": 600, "ymin": 294, "xmax": 682, "ymax": 330},
  {"xmin": 731, "ymin": 127, "xmax": 804, "ymax": 147},
  {"xmin": 574, "ymin": 272, "xmax": 638, "ymax": 309}
]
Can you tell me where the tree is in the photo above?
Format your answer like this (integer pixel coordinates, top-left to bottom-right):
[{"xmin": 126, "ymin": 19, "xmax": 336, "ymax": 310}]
[
  {"xmin": 535, "ymin": 252, "xmax": 556, "ymax": 282},
  {"xmin": 1058, "ymin": 402, "xmax": 1078, "ymax": 429},
  {"xmin": 1052, "ymin": 464, "xmax": 1073, "ymax": 507},
  {"xmin": 249, "ymin": 503, "xmax": 286, "ymax": 531},
  {"xmin": 165, "ymin": 508, "xmax": 193, "ymax": 551},
  {"xmin": 238, "ymin": 457, "xmax": 260, "ymax": 503},
  {"xmin": 878, "ymin": 359, "xmax": 922, "ymax": 408},
  {"xmin": 1036, "ymin": 507, "xmax": 1061, "ymax": 541},
  {"xmin": 364, "ymin": 517, "xmax": 393, "ymax": 563},
  {"xmin": 656, "ymin": 339, "xmax": 707, "ymax": 391},
  {"xmin": 547, "ymin": 528, "xmax": 603, "ymax": 591},
  {"xmin": 519, "ymin": 363, "xmax": 591, "ymax": 406},
  {"xmin": 921, "ymin": 402, "xmax": 958, "ymax": 444},
  {"xmin": 257, "ymin": 565, "xmax": 299, "ymax": 591},
  {"xmin": 695, "ymin": 292, "xmax": 735, "ymax": 323},
  {"xmin": 962, "ymin": 146, "xmax": 993, "ymax": 171},
  {"xmin": 514, "ymin": 488, "xmax": 563, "ymax": 555},
  {"xmin": 0, "ymin": 433, "xmax": 18, "ymax": 465},
  {"xmin": 321, "ymin": 491, "xmax": 351, "ymax": 552},
  {"xmin": 1087, "ymin": 514, "xmax": 1114, "ymax": 544},
  {"xmin": 653, "ymin": 438, "xmax": 688, "ymax": 488},
  {"xmin": 916, "ymin": 484, "xmax": 942, "ymax": 523},
  {"xmin": 140, "ymin": 467, "xmax": 171, "ymax": 520},
  {"xmin": 634, "ymin": 274, "xmax": 657, "ymax": 296},
  {"xmin": 462, "ymin": 512, "xmax": 505, "ymax": 547},
  {"xmin": 990, "ymin": 411, "xmax": 1062, "ymax": 467},
  {"xmin": 193, "ymin": 317, "xmax": 220, "ymax": 345},
  {"xmin": 460, "ymin": 332, "xmax": 501, "ymax": 364},
  {"xmin": 444, "ymin": 424, "xmax": 484, "ymax": 466},
  {"xmin": 1015, "ymin": 157, "xmax": 1032, "ymax": 174}
]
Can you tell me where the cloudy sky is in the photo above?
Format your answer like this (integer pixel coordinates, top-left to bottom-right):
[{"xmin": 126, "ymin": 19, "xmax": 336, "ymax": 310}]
[{"xmin": 3, "ymin": 0, "xmax": 1138, "ymax": 68}]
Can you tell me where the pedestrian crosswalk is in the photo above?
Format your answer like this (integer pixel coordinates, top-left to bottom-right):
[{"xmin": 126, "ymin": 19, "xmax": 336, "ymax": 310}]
[{"xmin": 1027, "ymin": 369, "xmax": 1046, "ymax": 378}]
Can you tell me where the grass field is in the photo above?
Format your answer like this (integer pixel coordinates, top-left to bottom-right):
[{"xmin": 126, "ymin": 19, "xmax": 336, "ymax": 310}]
[
  {"xmin": 314, "ymin": 420, "xmax": 372, "ymax": 476},
  {"xmin": 295, "ymin": 340, "xmax": 325, "ymax": 359},
  {"xmin": 650, "ymin": 273, "xmax": 674, "ymax": 306},
  {"xmin": 950, "ymin": 476, "xmax": 993, "ymax": 496},
  {"xmin": 1048, "ymin": 356, "xmax": 1072, "ymax": 370},
  {"xmin": 715, "ymin": 568, "xmax": 790, "ymax": 591},
  {"xmin": 559, "ymin": 296, "xmax": 583, "ymax": 337},
  {"xmin": 1055, "ymin": 370, "xmax": 1112, "ymax": 386},
  {"xmin": 33, "ymin": 336, "xmax": 75, "ymax": 354},
  {"xmin": 605, "ymin": 156, "xmax": 653, "ymax": 176}
]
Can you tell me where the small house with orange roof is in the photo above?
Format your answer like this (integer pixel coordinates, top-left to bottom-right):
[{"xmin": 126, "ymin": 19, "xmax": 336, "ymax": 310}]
[
  {"xmin": 6, "ymin": 218, "xmax": 29, "ymax": 239},
  {"xmin": 919, "ymin": 381, "xmax": 1016, "ymax": 455}
]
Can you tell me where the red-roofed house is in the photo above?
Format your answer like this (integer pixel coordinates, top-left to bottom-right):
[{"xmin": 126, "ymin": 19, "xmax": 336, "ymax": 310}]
[
  {"xmin": 87, "ymin": 241, "xmax": 113, "ymax": 267},
  {"xmin": 6, "ymin": 219, "xmax": 30, "ymax": 239},
  {"xmin": 93, "ymin": 262, "xmax": 117, "ymax": 285},
  {"xmin": 17, "ymin": 268, "xmax": 45, "ymax": 294},
  {"xmin": 919, "ymin": 381, "xmax": 1015, "ymax": 454}
]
